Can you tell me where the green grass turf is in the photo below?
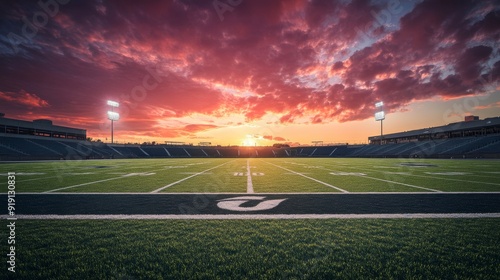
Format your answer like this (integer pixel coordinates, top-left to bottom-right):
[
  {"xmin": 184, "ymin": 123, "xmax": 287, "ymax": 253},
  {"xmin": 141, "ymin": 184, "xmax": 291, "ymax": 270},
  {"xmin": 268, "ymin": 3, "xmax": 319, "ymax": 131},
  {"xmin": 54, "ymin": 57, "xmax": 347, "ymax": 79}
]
[
  {"xmin": 2, "ymin": 219, "xmax": 499, "ymax": 279},
  {"xmin": 1, "ymin": 158, "xmax": 499, "ymax": 279},
  {"xmin": 1, "ymin": 158, "xmax": 500, "ymax": 192}
]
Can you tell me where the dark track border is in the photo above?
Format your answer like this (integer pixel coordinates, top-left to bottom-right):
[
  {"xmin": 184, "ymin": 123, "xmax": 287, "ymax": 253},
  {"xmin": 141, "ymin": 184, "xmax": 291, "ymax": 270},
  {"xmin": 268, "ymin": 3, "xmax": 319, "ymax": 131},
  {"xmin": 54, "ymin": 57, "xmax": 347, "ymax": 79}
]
[{"xmin": 2, "ymin": 193, "xmax": 500, "ymax": 215}]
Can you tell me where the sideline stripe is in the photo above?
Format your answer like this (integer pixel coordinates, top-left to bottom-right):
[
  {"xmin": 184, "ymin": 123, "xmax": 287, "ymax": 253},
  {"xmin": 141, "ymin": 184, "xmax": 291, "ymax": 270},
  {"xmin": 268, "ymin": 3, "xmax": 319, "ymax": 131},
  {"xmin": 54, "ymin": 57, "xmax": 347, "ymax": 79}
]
[
  {"xmin": 151, "ymin": 161, "xmax": 233, "ymax": 193},
  {"xmin": 247, "ymin": 159, "xmax": 254, "ymax": 194},
  {"xmin": 5, "ymin": 213, "xmax": 500, "ymax": 220},
  {"xmin": 16, "ymin": 191, "xmax": 500, "ymax": 195},
  {"xmin": 264, "ymin": 161, "xmax": 349, "ymax": 193}
]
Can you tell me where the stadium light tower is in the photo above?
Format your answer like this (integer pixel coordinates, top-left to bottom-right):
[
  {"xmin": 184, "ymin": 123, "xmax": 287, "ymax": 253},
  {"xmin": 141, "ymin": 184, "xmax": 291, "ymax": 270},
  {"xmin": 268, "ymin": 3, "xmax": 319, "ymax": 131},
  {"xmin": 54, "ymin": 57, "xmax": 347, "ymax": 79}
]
[
  {"xmin": 107, "ymin": 100, "xmax": 120, "ymax": 143},
  {"xmin": 375, "ymin": 101, "xmax": 385, "ymax": 145}
]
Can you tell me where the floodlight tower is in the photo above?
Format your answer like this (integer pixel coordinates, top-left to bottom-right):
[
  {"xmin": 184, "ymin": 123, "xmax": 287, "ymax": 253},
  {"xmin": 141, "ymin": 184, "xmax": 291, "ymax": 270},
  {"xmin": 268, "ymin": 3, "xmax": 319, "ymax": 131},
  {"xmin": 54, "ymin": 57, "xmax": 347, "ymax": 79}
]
[
  {"xmin": 375, "ymin": 101, "xmax": 385, "ymax": 145},
  {"xmin": 107, "ymin": 100, "xmax": 120, "ymax": 144}
]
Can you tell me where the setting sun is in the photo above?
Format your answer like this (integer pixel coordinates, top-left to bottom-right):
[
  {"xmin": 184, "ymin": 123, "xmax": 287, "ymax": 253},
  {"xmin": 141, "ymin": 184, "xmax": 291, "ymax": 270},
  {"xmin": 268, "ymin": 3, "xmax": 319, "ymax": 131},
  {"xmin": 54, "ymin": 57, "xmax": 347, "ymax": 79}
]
[{"xmin": 242, "ymin": 136, "xmax": 256, "ymax": 146}]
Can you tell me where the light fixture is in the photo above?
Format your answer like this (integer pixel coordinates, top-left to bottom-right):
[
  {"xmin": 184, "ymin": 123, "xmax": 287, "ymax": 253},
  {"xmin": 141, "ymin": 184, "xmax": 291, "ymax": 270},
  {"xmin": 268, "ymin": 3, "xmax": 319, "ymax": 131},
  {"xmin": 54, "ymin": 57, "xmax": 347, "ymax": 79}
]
[
  {"xmin": 107, "ymin": 100, "xmax": 119, "ymax": 143},
  {"xmin": 375, "ymin": 101, "xmax": 385, "ymax": 144}
]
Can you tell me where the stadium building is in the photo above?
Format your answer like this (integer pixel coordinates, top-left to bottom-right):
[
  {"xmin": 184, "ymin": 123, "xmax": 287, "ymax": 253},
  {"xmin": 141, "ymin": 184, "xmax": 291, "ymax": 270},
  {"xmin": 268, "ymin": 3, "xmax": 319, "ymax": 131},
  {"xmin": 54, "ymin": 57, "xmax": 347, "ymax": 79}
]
[
  {"xmin": 0, "ymin": 113, "xmax": 499, "ymax": 160},
  {"xmin": 0, "ymin": 113, "xmax": 86, "ymax": 140},
  {"xmin": 369, "ymin": 116, "xmax": 500, "ymax": 145}
]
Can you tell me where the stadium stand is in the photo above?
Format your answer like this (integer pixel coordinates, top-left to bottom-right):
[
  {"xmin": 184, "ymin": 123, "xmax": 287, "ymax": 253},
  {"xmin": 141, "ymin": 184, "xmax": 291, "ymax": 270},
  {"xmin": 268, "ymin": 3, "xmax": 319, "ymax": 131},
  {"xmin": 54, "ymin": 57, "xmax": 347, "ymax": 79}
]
[
  {"xmin": 218, "ymin": 147, "xmax": 240, "ymax": 157},
  {"xmin": 185, "ymin": 148, "xmax": 209, "ymax": 157},
  {"xmin": 203, "ymin": 148, "xmax": 221, "ymax": 157},
  {"xmin": 165, "ymin": 147, "xmax": 190, "ymax": 157},
  {"xmin": 255, "ymin": 147, "xmax": 275, "ymax": 157},
  {"xmin": 296, "ymin": 147, "xmax": 317, "ymax": 156},
  {"xmin": 273, "ymin": 148, "xmax": 291, "ymax": 157},
  {"xmin": 469, "ymin": 140, "xmax": 500, "ymax": 155},
  {"xmin": 107, "ymin": 145, "xmax": 144, "ymax": 158},
  {"xmin": 310, "ymin": 146, "xmax": 335, "ymax": 156},
  {"xmin": 141, "ymin": 146, "xmax": 171, "ymax": 157},
  {"xmin": 1, "ymin": 116, "xmax": 499, "ymax": 160}
]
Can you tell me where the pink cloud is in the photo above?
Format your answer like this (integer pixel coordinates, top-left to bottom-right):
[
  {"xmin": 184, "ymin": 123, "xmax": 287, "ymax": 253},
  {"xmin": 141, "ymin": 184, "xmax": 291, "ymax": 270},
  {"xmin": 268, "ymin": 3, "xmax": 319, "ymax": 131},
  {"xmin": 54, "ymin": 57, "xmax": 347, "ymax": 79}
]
[
  {"xmin": 1, "ymin": 0, "xmax": 499, "ymax": 143},
  {"xmin": 0, "ymin": 90, "xmax": 49, "ymax": 108}
]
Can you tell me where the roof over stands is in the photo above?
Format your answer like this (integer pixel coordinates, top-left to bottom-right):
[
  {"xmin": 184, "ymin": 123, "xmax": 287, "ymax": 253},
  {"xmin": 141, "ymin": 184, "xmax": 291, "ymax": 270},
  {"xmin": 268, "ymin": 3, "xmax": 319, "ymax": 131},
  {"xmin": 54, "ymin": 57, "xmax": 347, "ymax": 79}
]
[
  {"xmin": 0, "ymin": 116, "xmax": 86, "ymax": 139},
  {"xmin": 369, "ymin": 116, "xmax": 500, "ymax": 141}
]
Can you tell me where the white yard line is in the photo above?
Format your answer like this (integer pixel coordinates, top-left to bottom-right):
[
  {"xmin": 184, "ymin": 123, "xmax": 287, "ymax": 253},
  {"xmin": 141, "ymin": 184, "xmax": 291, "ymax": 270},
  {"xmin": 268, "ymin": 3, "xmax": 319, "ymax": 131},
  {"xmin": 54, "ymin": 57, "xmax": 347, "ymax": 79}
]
[
  {"xmin": 0, "ymin": 175, "xmax": 59, "ymax": 185},
  {"xmin": 322, "ymin": 166, "xmax": 500, "ymax": 192},
  {"xmin": 6, "ymin": 213, "xmax": 500, "ymax": 220},
  {"xmin": 322, "ymin": 165, "xmax": 441, "ymax": 192},
  {"xmin": 151, "ymin": 161, "xmax": 232, "ymax": 193},
  {"xmin": 44, "ymin": 161, "xmax": 230, "ymax": 193},
  {"xmin": 341, "ymin": 164, "xmax": 500, "ymax": 187},
  {"xmin": 0, "ymin": 162, "xmax": 169, "ymax": 186},
  {"xmin": 44, "ymin": 176, "xmax": 127, "ymax": 193},
  {"xmin": 44, "ymin": 166, "xmax": 168, "ymax": 193},
  {"xmin": 264, "ymin": 161, "xmax": 349, "ymax": 193},
  {"xmin": 247, "ymin": 159, "xmax": 254, "ymax": 194},
  {"xmin": 403, "ymin": 173, "xmax": 500, "ymax": 186},
  {"xmin": 361, "ymin": 175, "xmax": 442, "ymax": 192}
]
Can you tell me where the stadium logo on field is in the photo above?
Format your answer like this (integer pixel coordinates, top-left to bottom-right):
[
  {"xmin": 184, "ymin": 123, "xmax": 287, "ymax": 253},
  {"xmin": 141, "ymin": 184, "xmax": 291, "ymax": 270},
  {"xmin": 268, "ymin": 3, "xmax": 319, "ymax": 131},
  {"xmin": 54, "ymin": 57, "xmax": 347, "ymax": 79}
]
[{"xmin": 217, "ymin": 196, "xmax": 287, "ymax": 212}]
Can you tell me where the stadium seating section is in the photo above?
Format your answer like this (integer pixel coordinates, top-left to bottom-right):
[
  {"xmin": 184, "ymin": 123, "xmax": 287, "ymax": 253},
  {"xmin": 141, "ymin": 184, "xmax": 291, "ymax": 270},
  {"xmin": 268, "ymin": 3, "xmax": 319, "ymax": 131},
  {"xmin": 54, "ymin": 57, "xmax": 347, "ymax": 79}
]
[{"xmin": 1, "ymin": 134, "xmax": 499, "ymax": 160}]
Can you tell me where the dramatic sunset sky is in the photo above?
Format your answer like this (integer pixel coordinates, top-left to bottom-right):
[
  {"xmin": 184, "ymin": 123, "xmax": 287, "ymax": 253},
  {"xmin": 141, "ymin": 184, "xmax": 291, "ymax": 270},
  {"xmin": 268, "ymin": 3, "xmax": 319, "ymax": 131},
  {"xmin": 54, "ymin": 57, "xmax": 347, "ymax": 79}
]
[{"xmin": 1, "ymin": 0, "xmax": 499, "ymax": 146}]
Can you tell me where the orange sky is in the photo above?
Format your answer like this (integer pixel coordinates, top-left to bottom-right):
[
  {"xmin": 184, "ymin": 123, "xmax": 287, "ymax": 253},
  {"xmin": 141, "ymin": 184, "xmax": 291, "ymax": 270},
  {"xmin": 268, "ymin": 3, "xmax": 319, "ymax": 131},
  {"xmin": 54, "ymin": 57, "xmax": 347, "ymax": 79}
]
[{"xmin": 1, "ymin": 0, "xmax": 499, "ymax": 146}]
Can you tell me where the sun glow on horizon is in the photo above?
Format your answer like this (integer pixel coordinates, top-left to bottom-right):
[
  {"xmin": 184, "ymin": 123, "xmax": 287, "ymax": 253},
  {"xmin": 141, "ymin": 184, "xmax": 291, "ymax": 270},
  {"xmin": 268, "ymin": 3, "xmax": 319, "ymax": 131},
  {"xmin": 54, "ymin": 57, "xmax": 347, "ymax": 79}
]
[{"xmin": 242, "ymin": 135, "xmax": 257, "ymax": 146}]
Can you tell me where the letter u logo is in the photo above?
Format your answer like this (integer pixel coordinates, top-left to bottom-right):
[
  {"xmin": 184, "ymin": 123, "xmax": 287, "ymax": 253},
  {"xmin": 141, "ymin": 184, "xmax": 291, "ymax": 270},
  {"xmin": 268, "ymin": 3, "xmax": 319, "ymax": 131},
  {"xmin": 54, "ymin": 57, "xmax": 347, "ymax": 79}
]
[{"xmin": 217, "ymin": 196, "xmax": 287, "ymax": 212}]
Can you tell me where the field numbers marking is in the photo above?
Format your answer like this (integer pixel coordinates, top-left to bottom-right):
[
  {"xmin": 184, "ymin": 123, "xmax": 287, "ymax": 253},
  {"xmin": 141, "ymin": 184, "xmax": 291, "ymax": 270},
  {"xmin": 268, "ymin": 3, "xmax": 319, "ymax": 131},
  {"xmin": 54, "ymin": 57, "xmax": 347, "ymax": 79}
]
[{"xmin": 234, "ymin": 172, "xmax": 264, "ymax": 176}]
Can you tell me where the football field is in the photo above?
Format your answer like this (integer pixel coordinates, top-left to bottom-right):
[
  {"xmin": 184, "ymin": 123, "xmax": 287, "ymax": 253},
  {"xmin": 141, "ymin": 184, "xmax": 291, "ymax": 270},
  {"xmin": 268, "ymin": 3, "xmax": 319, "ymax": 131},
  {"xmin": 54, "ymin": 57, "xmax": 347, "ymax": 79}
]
[
  {"xmin": 1, "ymin": 158, "xmax": 500, "ymax": 279},
  {"xmin": 3, "ymin": 157, "xmax": 500, "ymax": 193}
]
